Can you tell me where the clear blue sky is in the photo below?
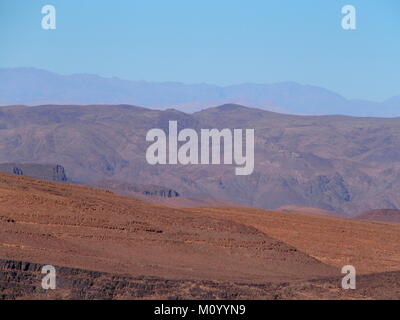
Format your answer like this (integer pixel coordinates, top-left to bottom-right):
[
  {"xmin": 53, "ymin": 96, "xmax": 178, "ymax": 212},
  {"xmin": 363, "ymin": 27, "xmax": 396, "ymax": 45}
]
[{"xmin": 0, "ymin": 0, "xmax": 399, "ymax": 101}]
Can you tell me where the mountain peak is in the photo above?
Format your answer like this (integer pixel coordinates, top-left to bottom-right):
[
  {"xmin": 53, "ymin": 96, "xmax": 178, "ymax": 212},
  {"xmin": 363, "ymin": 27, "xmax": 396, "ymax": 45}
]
[{"xmin": 215, "ymin": 103, "xmax": 249, "ymax": 111}]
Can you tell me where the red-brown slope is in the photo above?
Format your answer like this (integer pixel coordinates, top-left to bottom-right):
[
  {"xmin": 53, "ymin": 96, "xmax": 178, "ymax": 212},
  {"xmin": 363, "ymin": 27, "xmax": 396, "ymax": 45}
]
[
  {"xmin": 0, "ymin": 173, "xmax": 336, "ymax": 283},
  {"xmin": 191, "ymin": 207, "xmax": 400, "ymax": 274}
]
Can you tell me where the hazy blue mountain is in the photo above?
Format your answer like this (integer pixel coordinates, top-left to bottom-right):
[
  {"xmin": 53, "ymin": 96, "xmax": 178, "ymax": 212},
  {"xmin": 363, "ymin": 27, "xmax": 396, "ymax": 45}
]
[
  {"xmin": 0, "ymin": 67, "xmax": 399, "ymax": 117},
  {"xmin": 384, "ymin": 95, "xmax": 400, "ymax": 108}
]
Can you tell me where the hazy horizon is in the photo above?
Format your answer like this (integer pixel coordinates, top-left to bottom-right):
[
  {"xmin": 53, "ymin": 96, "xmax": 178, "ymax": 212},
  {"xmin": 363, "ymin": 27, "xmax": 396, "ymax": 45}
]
[
  {"xmin": 1, "ymin": 0, "xmax": 399, "ymax": 101},
  {"xmin": 1, "ymin": 66, "xmax": 400, "ymax": 117},
  {"xmin": 2, "ymin": 66, "xmax": 399, "ymax": 103}
]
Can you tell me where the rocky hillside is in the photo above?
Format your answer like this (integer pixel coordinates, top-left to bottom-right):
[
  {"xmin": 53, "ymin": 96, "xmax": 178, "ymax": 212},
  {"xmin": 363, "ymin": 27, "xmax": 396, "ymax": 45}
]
[
  {"xmin": 1, "ymin": 104, "xmax": 400, "ymax": 215},
  {"xmin": 0, "ymin": 163, "xmax": 67, "ymax": 182},
  {"xmin": 0, "ymin": 172, "xmax": 338, "ymax": 284},
  {"xmin": 1, "ymin": 174, "xmax": 400, "ymax": 300},
  {"xmin": 87, "ymin": 180, "xmax": 179, "ymax": 198},
  {"xmin": 1, "ymin": 259, "xmax": 400, "ymax": 300}
]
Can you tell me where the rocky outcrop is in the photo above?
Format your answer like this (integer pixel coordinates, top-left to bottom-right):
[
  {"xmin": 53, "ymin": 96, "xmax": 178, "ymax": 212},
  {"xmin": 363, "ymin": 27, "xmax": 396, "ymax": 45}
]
[
  {"xmin": 1, "ymin": 259, "xmax": 399, "ymax": 300},
  {"xmin": 0, "ymin": 163, "xmax": 68, "ymax": 182},
  {"xmin": 88, "ymin": 180, "xmax": 180, "ymax": 198},
  {"xmin": 52, "ymin": 165, "xmax": 68, "ymax": 182}
]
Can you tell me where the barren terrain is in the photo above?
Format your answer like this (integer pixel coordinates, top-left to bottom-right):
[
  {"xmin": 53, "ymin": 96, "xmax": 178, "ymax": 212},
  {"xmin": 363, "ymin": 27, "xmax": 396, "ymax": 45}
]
[
  {"xmin": 2, "ymin": 104, "xmax": 400, "ymax": 215},
  {"xmin": 0, "ymin": 173, "xmax": 336, "ymax": 283},
  {"xmin": 191, "ymin": 207, "xmax": 400, "ymax": 274},
  {"xmin": 0, "ymin": 173, "xmax": 399, "ymax": 299}
]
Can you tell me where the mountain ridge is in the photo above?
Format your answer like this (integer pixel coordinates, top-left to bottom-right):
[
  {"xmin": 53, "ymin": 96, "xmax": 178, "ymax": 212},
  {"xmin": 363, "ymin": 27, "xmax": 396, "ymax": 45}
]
[
  {"xmin": 1, "ymin": 103, "xmax": 400, "ymax": 215},
  {"xmin": 1, "ymin": 67, "xmax": 399, "ymax": 117}
]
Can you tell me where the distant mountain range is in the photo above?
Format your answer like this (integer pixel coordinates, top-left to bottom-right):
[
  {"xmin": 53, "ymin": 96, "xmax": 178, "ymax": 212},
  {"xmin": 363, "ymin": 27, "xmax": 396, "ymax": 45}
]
[
  {"xmin": 1, "ymin": 103, "xmax": 400, "ymax": 215},
  {"xmin": 1, "ymin": 67, "xmax": 399, "ymax": 117}
]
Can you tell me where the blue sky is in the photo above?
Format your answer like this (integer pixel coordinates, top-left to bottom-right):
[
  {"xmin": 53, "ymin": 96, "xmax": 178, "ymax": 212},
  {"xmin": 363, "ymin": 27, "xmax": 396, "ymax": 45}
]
[{"xmin": 0, "ymin": 0, "xmax": 399, "ymax": 101}]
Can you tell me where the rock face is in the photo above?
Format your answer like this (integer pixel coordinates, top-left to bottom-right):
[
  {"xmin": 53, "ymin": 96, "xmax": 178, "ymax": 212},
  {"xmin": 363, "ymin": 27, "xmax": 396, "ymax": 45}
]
[
  {"xmin": 0, "ymin": 163, "xmax": 68, "ymax": 182},
  {"xmin": 88, "ymin": 180, "xmax": 180, "ymax": 198},
  {"xmin": 1, "ymin": 104, "xmax": 400, "ymax": 215},
  {"xmin": 1, "ymin": 259, "xmax": 400, "ymax": 300}
]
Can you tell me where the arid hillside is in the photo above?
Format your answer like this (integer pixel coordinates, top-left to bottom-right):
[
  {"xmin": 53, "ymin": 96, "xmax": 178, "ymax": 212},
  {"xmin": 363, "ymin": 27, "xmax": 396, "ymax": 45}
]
[
  {"xmin": 1, "ymin": 104, "xmax": 400, "ymax": 215},
  {"xmin": 0, "ymin": 173, "xmax": 400, "ymax": 299},
  {"xmin": 0, "ymin": 173, "xmax": 337, "ymax": 283},
  {"xmin": 191, "ymin": 207, "xmax": 400, "ymax": 275}
]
